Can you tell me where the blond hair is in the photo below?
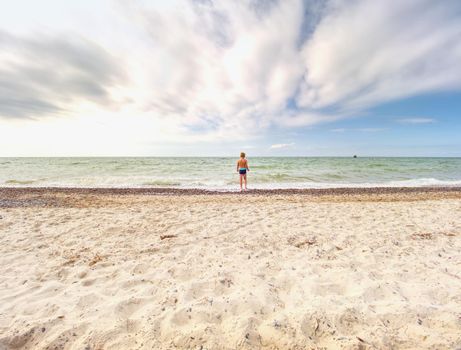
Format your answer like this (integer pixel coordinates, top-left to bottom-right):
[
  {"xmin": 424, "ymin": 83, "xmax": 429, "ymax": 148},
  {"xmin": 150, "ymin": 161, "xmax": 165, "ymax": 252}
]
[{"xmin": 240, "ymin": 152, "xmax": 245, "ymax": 158}]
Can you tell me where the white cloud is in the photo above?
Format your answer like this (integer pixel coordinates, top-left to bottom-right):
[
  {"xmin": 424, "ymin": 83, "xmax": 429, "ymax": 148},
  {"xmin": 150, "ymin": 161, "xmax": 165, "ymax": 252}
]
[
  {"xmin": 0, "ymin": 0, "xmax": 460, "ymax": 155},
  {"xmin": 397, "ymin": 118, "xmax": 436, "ymax": 124},
  {"xmin": 0, "ymin": 31, "xmax": 126, "ymax": 119},
  {"xmin": 330, "ymin": 127, "xmax": 386, "ymax": 132},
  {"xmin": 270, "ymin": 143, "xmax": 295, "ymax": 149},
  {"xmin": 115, "ymin": 0, "xmax": 309, "ymax": 139},
  {"xmin": 298, "ymin": 0, "xmax": 461, "ymax": 111}
]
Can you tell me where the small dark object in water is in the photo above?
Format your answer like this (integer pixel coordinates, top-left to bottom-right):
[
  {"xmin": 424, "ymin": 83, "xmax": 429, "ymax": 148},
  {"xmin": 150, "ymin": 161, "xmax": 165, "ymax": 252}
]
[{"xmin": 353, "ymin": 155, "xmax": 357, "ymax": 158}]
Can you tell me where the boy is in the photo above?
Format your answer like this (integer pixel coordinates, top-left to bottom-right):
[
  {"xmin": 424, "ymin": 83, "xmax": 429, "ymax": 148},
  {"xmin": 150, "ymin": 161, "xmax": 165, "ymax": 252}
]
[{"xmin": 236, "ymin": 152, "xmax": 250, "ymax": 191}]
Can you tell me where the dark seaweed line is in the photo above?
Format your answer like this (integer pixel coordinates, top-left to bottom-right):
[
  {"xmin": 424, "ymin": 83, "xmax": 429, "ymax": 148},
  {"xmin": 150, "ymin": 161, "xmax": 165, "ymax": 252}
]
[{"xmin": 1, "ymin": 186, "xmax": 461, "ymax": 197}]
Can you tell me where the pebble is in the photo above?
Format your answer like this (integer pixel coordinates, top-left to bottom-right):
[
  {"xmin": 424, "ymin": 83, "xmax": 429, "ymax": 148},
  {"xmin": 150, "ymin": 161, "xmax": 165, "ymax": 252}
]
[{"xmin": 0, "ymin": 187, "xmax": 459, "ymax": 209}]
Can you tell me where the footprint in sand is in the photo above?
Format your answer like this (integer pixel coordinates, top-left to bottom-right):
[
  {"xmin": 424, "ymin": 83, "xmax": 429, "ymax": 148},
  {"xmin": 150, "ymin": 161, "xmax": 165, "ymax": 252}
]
[
  {"xmin": 114, "ymin": 297, "xmax": 149, "ymax": 318},
  {"xmin": 0, "ymin": 325, "xmax": 38, "ymax": 349},
  {"xmin": 312, "ymin": 283, "xmax": 345, "ymax": 296},
  {"xmin": 77, "ymin": 293, "xmax": 104, "ymax": 308},
  {"xmin": 335, "ymin": 308, "xmax": 365, "ymax": 334},
  {"xmin": 81, "ymin": 278, "xmax": 97, "ymax": 287},
  {"xmin": 76, "ymin": 268, "xmax": 89, "ymax": 279}
]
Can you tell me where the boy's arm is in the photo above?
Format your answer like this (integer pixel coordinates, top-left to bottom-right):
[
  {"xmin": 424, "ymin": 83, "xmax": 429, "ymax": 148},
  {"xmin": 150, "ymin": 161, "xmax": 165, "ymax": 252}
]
[{"xmin": 246, "ymin": 161, "xmax": 250, "ymax": 171}]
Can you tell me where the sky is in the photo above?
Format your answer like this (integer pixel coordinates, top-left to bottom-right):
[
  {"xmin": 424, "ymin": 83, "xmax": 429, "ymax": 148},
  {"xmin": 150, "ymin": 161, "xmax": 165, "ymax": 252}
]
[{"xmin": 0, "ymin": 0, "xmax": 460, "ymax": 157}]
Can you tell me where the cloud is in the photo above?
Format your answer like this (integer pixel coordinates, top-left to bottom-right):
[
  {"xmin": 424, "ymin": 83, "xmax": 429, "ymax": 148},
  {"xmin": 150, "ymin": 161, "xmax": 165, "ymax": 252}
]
[
  {"xmin": 0, "ymin": 0, "xmax": 460, "ymax": 141},
  {"xmin": 298, "ymin": 0, "xmax": 461, "ymax": 112},
  {"xmin": 270, "ymin": 142, "xmax": 295, "ymax": 149},
  {"xmin": 397, "ymin": 118, "xmax": 436, "ymax": 124},
  {"xmin": 117, "ymin": 0, "xmax": 311, "ymax": 138},
  {"xmin": 121, "ymin": 0, "xmax": 461, "ymax": 136},
  {"xmin": 275, "ymin": 110, "xmax": 340, "ymax": 127},
  {"xmin": 330, "ymin": 127, "xmax": 386, "ymax": 132},
  {"xmin": 0, "ymin": 30, "xmax": 125, "ymax": 119}
]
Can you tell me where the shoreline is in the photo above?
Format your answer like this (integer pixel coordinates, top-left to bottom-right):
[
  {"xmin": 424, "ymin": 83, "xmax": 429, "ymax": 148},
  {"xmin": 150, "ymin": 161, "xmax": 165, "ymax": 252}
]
[
  {"xmin": 2, "ymin": 186, "xmax": 461, "ymax": 208},
  {"xmin": 1, "ymin": 185, "xmax": 461, "ymax": 196}
]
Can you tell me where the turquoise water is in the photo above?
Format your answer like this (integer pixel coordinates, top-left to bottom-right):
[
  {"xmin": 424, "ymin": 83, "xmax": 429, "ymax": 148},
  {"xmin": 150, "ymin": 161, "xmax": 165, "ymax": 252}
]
[{"xmin": 1, "ymin": 157, "xmax": 461, "ymax": 189}]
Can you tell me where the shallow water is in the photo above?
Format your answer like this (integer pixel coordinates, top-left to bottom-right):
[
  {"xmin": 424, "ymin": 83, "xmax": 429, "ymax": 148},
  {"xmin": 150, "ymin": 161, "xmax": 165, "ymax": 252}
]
[{"xmin": 1, "ymin": 157, "xmax": 461, "ymax": 189}]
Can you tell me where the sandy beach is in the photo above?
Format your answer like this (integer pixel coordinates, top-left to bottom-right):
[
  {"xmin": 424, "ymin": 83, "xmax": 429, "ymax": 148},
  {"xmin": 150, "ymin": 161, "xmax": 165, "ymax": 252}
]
[{"xmin": 1, "ymin": 188, "xmax": 460, "ymax": 349}]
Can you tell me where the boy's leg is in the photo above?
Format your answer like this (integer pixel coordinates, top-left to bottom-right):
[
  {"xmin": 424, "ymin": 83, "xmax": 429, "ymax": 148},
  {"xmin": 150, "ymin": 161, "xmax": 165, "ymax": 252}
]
[
  {"xmin": 244, "ymin": 174, "xmax": 247, "ymax": 190},
  {"xmin": 239, "ymin": 174, "xmax": 243, "ymax": 190}
]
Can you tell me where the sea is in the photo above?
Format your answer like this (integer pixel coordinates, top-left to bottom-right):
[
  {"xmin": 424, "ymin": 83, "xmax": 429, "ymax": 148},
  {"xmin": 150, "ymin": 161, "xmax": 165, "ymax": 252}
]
[{"xmin": 1, "ymin": 157, "xmax": 461, "ymax": 190}]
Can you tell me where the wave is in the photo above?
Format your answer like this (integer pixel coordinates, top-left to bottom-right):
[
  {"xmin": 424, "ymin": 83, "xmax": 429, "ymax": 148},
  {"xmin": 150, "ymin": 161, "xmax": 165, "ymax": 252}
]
[
  {"xmin": 1, "ymin": 178, "xmax": 460, "ymax": 189},
  {"xmin": 221, "ymin": 177, "xmax": 461, "ymax": 190},
  {"xmin": 378, "ymin": 178, "xmax": 461, "ymax": 187},
  {"xmin": 142, "ymin": 180, "xmax": 181, "ymax": 186},
  {"xmin": 4, "ymin": 179, "xmax": 36, "ymax": 185},
  {"xmin": 252, "ymin": 173, "xmax": 318, "ymax": 183},
  {"xmin": 245, "ymin": 178, "xmax": 461, "ymax": 189},
  {"xmin": 321, "ymin": 173, "xmax": 346, "ymax": 180}
]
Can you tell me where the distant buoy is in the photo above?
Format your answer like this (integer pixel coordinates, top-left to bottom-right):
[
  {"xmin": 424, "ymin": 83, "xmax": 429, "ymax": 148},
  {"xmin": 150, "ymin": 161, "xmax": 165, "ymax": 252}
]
[{"xmin": 353, "ymin": 155, "xmax": 357, "ymax": 158}]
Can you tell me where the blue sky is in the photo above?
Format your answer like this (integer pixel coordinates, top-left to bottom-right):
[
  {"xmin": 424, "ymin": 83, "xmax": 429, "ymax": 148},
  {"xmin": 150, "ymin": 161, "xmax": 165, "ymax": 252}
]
[
  {"xmin": 0, "ymin": 0, "xmax": 460, "ymax": 156},
  {"xmin": 261, "ymin": 92, "xmax": 461, "ymax": 157}
]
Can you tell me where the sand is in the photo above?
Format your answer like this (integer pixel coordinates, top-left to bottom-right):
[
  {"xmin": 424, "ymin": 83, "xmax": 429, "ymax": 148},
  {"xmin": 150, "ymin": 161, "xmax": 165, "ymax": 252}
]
[{"xmin": 0, "ymin": 188, "xmax": 460, "ymax": 349}]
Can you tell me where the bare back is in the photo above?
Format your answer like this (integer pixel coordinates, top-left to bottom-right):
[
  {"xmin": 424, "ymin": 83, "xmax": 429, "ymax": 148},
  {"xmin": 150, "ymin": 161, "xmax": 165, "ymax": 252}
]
[{"xmin": 237, "ymin": 158, "xmax": 248, "ymax": 168}]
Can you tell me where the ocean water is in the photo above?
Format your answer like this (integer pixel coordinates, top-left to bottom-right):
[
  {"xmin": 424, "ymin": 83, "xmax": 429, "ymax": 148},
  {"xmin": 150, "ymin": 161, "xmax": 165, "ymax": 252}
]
[{"xmin": 1, "ymin": 157, "xmax": 461, "ymax": 190}]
